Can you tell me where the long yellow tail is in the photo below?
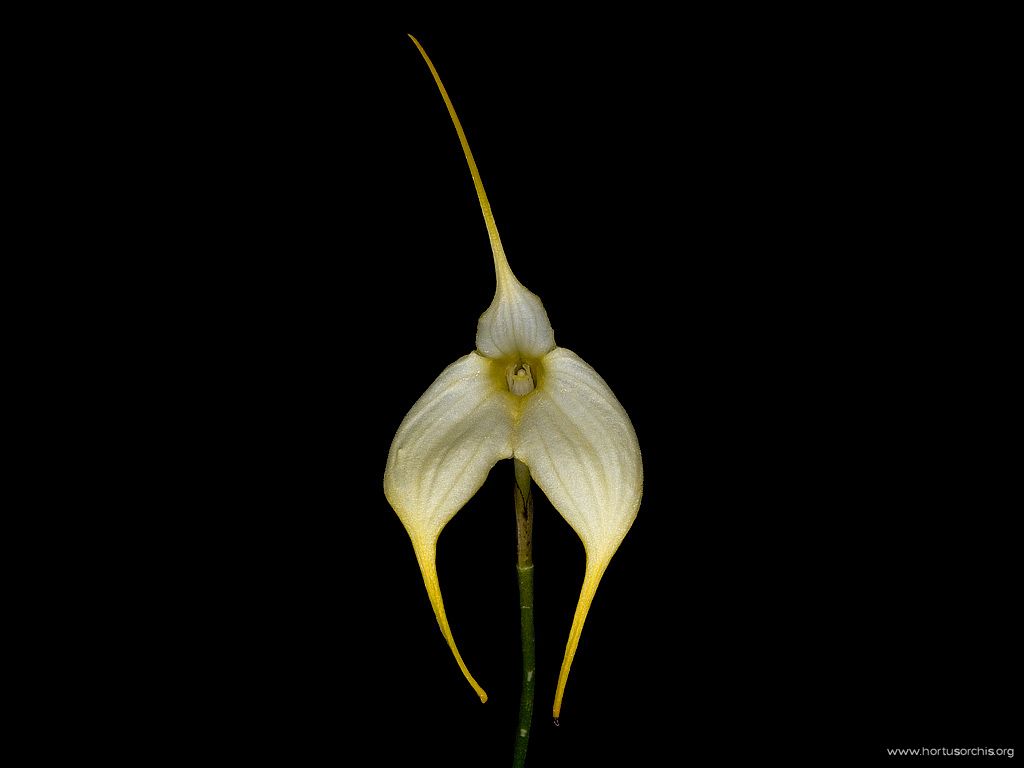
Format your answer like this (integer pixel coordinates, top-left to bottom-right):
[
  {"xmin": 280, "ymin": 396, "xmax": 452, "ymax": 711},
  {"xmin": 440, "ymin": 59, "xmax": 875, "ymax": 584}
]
[
  {"xmin": 553, "ymin": 559, "xmax": 609, "ymax": 718},
  {"xmin": 408, "ymin": 34, "xmax": 514, "ymax": 290},
  {"xmin": 414, "ymin": 540, "xmax": 488, "ymax": 703}
]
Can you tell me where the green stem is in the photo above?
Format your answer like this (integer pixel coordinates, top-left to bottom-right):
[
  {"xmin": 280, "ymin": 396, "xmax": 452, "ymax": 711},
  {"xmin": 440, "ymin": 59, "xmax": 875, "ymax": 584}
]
[{"xmin": 513, "ymin": 459, "xmax": 535, "ymax": 768}]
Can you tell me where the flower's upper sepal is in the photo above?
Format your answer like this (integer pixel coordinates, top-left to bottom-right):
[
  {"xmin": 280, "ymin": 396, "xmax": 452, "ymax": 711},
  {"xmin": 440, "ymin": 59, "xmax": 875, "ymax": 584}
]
[
  {"xmin": 476, "ymin": 258, "xmax": 556, "ymax": 361},
  {"xmin": 407, "ymin": 35, "xmax": 554, "ymax": 363}
]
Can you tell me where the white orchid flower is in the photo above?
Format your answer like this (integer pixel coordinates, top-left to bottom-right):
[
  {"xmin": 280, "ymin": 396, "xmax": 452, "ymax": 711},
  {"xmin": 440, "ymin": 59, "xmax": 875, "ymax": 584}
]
[{"xmin": 385, "ymin": 36, "xmax": 643, "ymax": 719}]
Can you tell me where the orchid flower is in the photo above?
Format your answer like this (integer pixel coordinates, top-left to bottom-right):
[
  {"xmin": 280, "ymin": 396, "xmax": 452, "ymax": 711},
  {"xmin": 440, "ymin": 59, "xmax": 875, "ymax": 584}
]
[{"xmin": 385, "ymin": 36, "xmax": 643, "ymax": 719}]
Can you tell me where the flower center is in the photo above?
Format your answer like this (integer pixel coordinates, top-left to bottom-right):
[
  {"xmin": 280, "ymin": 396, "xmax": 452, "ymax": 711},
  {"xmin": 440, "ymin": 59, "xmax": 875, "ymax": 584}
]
[{"xmin": 506, "ymin": 361, "xmax": 535, "ymax": 396}]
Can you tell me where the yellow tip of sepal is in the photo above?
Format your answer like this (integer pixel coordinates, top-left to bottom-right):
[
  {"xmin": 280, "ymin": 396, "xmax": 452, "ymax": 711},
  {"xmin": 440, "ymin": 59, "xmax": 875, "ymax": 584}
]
[
  {"xmin": 414, "ymin": 542, "xmax": 488, "ymax": 703},
  {"xmin": 552, "ymin": 560, "xmax": 608, "ymax": 719}
]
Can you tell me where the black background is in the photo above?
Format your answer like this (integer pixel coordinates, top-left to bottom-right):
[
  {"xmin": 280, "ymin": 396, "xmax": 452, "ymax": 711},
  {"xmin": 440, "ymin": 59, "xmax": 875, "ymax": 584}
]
[{"xmin": 58, "ymin": 16, "xmax": 1017, "ymax": 766}]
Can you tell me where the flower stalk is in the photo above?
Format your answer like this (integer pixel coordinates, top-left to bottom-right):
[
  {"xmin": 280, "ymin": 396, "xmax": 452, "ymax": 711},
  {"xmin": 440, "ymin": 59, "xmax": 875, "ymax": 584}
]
[{"xmin": 513, "ymin": 459, "xmax": 535, "ymax": 767}]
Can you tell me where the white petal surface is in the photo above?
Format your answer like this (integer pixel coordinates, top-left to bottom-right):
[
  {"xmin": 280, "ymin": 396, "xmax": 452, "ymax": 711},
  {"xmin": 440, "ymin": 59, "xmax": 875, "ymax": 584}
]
[
  {"xmin": 384, "ymin": 351, "xmax": 515, "ymax": 701},
  {"xmin": 514, "ymin": 346, "xmax": 642, "ymax": 716},
  {"xmin": 476, "ymin": 271, "xmax": 556, "ymax": 361},
  {"xmin": 516, "ymin": 347, "xmax": 642, "ymax": 557},
  {"xmin": 385, "ymin": 352, "xmax": 514, "ymax": 538}
]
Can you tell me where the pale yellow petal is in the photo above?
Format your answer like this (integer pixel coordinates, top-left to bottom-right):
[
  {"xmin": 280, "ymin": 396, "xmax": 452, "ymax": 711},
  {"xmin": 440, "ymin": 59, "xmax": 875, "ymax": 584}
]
[
  {"xmin": 514, "ymin": 346, "xmax": 643, "ymax": 716},
  {"xmin": 384, "ymin": 351, "xmax": 514, "ymax": 701}
]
